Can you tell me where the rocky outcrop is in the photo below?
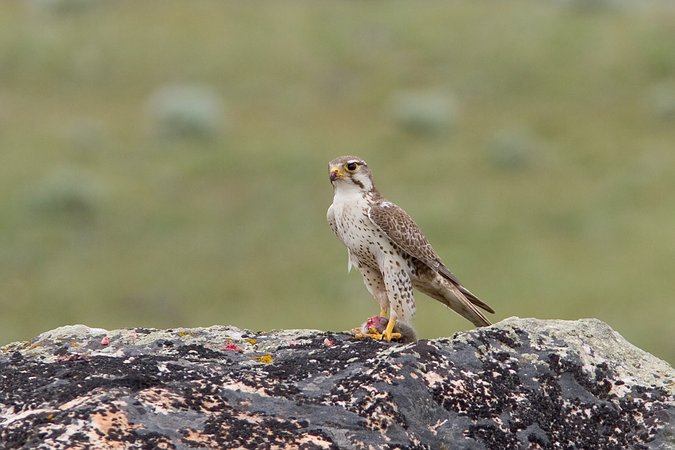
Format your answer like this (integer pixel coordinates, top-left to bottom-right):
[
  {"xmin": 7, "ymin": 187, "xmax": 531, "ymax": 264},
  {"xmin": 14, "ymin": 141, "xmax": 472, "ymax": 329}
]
[{"xmin": 0, "ymin": 317, "xmax": 673, "ymax": 449}]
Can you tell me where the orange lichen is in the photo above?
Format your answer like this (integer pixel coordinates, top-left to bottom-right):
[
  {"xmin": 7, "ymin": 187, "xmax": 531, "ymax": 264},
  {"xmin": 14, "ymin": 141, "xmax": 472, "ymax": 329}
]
[{"xmin": 257, "ymin": 354, "xmax": 273, "ymax": 364}]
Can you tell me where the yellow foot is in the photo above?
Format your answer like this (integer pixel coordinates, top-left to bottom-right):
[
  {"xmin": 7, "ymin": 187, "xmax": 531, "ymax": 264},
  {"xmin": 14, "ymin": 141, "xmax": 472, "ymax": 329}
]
[
  {"xmin": 353, "ymin": 328, "xmax": 401, "ymax": 342},
  {"xmin": 382, "ymin": 331, "xmax": 402, "ymax": 341},
  {"xmin": 381, "ymin": 317, "xmax": 401, "ymax": 342},
  {"xmin": 353, "ymin": 327, "xmax": 385, "ymax": 340},
  {"xmin": 353, "ymin": 328, "xmax": 402, "ymax": 341},
  {"xmin": 352, "ymin": 315, "xmax": 402, "ymax": 341}
]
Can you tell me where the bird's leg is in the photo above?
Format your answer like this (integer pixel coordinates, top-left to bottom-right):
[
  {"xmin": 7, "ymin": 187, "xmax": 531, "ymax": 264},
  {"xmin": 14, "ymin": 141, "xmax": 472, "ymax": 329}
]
[
  {"xmin": 353, "ymin": 314, "xmax": 385, "ymax": 339},
  {"xmin": 366, "ymin": 305, "xmax": 388, "ymax": 337},
  {"xmin": 353, "ymin": 315, "xmax": 401, "ymax": 341},
  {"xmin": 352, "ymin": 290, "xmax": 399, "ymax": 341},
  {"xmin": 353, "ymin": 328, "xmax": 384, "ymax": 340},
  {"xmin": 381, "ymin": 317, "xmax": 401, "ymax": 342}
]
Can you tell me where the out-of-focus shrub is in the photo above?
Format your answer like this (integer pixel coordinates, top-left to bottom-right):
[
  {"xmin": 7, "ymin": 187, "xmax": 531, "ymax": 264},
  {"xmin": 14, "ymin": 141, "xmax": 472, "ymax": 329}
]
[
  {"xmin": 487, "ymin": 127, "xmax": 538, "ymax": 170},
  {"xmin": 561, "ymin": 0, "xmax": 630, "ymax": 13},
  {"xmin": 146, "ymin": 84, "xmax": 227, "ymax": 141},
  {"xmin": 27, "ymin": 167, "xmax": 103, "ymax": 220},
  {"xmin": 388, "ymin": 90, "xmax": 458, "ymax": 135},
  {"xmin": 30, "ymin": 0, "xmax": 100, "ymax": 14}
]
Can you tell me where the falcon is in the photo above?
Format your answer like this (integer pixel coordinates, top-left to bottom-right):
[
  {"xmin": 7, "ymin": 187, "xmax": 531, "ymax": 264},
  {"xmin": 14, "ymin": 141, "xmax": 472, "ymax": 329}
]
[{"xmin": 326, "ymin": 155, "xmax": 495, "ymax": 342}]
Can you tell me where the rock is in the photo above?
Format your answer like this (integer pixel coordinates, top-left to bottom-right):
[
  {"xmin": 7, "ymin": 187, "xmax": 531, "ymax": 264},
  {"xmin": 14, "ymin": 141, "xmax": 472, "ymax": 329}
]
[{"xmin": 0, "ymin": 318, "xmax": 672, "ymax": 449}]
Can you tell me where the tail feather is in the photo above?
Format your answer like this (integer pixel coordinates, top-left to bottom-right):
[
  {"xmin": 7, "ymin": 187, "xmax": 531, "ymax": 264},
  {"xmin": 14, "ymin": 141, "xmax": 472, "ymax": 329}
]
[
  {"xmin": 444, "ymin": 283, "xmax": 492, "ymax": 327},
  {"xmin": 458, "ymin": 285, "xmax": 495, "ymax": 314},
  {"xmin": 437, "ymin": 265, "xmax": 495, "ymax": 313},
  {"xmin": 417, "ymin": 277, "xmax": 492, "ymax": 327}
]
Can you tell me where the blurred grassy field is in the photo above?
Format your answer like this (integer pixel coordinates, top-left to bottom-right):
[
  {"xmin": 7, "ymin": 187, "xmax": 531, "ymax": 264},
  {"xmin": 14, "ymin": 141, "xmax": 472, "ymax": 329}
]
[{"xmin": 1, "ymin": 1, "xmax": 674, "ymax": 363}]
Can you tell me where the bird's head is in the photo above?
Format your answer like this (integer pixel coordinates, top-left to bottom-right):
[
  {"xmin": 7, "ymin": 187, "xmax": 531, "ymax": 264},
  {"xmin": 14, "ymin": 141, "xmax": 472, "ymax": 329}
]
[{"xmin": 328, "ymin": 156, "xmax": 374, "ymax": 192}]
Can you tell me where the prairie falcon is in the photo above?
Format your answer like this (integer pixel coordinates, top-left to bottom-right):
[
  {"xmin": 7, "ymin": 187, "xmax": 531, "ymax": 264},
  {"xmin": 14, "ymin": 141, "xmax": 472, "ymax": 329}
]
[{"xmin": 327, "ymin": 156, "xmax": 494, "ymax": 341}]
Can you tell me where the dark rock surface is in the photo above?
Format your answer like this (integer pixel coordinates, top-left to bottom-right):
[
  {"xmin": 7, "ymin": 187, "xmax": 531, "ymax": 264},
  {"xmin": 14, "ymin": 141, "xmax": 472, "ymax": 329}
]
[{"xmin": 0, "ymin": 317, "xmax": 673, "ymax": 449}]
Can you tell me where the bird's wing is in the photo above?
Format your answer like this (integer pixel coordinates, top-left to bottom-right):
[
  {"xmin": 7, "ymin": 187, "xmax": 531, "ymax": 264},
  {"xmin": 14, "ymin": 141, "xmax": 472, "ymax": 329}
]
[
  {"xmin": 368, "ymin": 200, "xmax": 495, "ymax": 314},
  {"xmin": 367, "ymin": 201, "xmax": 445, "ymax": 272}
]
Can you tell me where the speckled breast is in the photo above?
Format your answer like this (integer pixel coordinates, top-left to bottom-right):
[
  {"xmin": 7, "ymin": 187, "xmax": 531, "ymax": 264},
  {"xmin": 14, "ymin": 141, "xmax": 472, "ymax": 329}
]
[{"xmin": 333, "ymin": 201, "xmax": 397, "ymax": 271}]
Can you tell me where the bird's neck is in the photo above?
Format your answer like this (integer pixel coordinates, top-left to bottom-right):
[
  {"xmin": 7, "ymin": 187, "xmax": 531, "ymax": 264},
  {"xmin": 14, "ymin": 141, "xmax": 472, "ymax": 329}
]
[{"xmin": 333, "ymin": 183, "xmax": 380, "ymax": 204}]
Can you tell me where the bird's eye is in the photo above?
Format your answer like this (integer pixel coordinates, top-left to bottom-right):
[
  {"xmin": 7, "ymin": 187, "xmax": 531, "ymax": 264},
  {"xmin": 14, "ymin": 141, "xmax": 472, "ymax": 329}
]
[{"xmin": 345, "ymin": 162, "xmax": 358, "ymax": 172}]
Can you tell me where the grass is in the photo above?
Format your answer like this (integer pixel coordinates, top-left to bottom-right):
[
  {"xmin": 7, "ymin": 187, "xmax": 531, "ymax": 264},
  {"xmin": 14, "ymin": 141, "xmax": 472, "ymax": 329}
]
[{"xmin": 1, "ymin": 1, "xmax": 674, "ymax": 363}]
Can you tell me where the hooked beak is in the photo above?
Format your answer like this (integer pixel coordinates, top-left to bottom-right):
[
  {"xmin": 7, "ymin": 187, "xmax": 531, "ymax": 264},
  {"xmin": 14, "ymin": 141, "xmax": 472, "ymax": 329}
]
[{"xmin": 329, "ymin": 166, "xmax": 342, "ymax": 182}]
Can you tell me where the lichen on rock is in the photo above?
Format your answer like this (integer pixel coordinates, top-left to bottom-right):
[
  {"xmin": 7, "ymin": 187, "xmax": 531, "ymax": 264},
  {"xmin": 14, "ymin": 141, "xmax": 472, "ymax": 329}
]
[{"xmin": 0, "ymin": 318, "xmax": 673, "ymax": 449}]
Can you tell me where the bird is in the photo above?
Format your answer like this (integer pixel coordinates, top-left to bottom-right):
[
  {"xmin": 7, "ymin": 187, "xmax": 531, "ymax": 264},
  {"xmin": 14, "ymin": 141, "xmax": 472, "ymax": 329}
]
[{"xmin": 326, "ymin": 155, "xmax": 495, "ymax": 342}]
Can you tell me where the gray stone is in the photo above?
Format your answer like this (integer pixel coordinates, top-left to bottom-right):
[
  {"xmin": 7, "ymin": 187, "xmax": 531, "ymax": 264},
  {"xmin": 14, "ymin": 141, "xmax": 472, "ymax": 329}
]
[{"xmin": 0, "ymin": 317, "xmax": 672, "ymax": 449}]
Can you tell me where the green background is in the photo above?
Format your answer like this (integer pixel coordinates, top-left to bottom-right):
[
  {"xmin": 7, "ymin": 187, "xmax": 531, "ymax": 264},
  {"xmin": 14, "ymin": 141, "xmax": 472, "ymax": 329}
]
[{"xmin": 1, "ymin": 1, "xmax": 674, "ymax": 363}]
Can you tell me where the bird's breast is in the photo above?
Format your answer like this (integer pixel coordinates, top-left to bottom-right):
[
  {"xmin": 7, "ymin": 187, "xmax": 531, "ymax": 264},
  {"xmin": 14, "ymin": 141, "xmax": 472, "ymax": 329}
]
[{"xmin": 331, "ymin": 196, "xmax": 397, "ymax": 270}]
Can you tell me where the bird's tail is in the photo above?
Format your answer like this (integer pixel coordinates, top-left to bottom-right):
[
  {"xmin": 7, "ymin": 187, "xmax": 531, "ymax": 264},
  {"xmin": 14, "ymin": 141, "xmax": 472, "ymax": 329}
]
[
  {"xmin": 418, "ymin": 276, "xmax": 493, "ymax": 327},
  {"xmin": 443, "ymin": 282, "xmax": 492, "ymax": 327},
  {"xmin": 457, "ymin": 284, "xmax": 495, "ymax": 314}
]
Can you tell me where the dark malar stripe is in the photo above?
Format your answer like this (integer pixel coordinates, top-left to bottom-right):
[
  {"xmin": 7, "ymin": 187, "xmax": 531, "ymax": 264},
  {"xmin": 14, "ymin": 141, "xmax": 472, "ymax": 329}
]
[{"xmin": 352, "ymin": 177, "xmax": 365, "ymax": 190}]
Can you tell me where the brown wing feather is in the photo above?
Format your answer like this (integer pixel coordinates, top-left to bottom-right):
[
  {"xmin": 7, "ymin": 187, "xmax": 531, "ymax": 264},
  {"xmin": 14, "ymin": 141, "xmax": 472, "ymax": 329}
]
[
  {"xmin": 368, "ymin": 200, "xmax": 494, "ymax": 314},
  {"xmin": 367, "ymin": 201, "xmax": 442, "ymax": 271}
]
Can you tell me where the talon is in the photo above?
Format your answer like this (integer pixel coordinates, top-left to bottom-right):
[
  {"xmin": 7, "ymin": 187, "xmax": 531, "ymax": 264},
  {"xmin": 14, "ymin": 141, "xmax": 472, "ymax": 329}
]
[
  {"xmin": 380, "ymin": 332, "xmax": 402, "ymax": 341},
  {"xmin": 354, "ymin": 331, "xmax": 384, "ymax": 340},
  {"xmin": 352, "ymin": 315, "xmax": 403, "ymax": 342},
  {"xmin": 382, "ymin": 317, "xmax": 399, "ymax": 342}
]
